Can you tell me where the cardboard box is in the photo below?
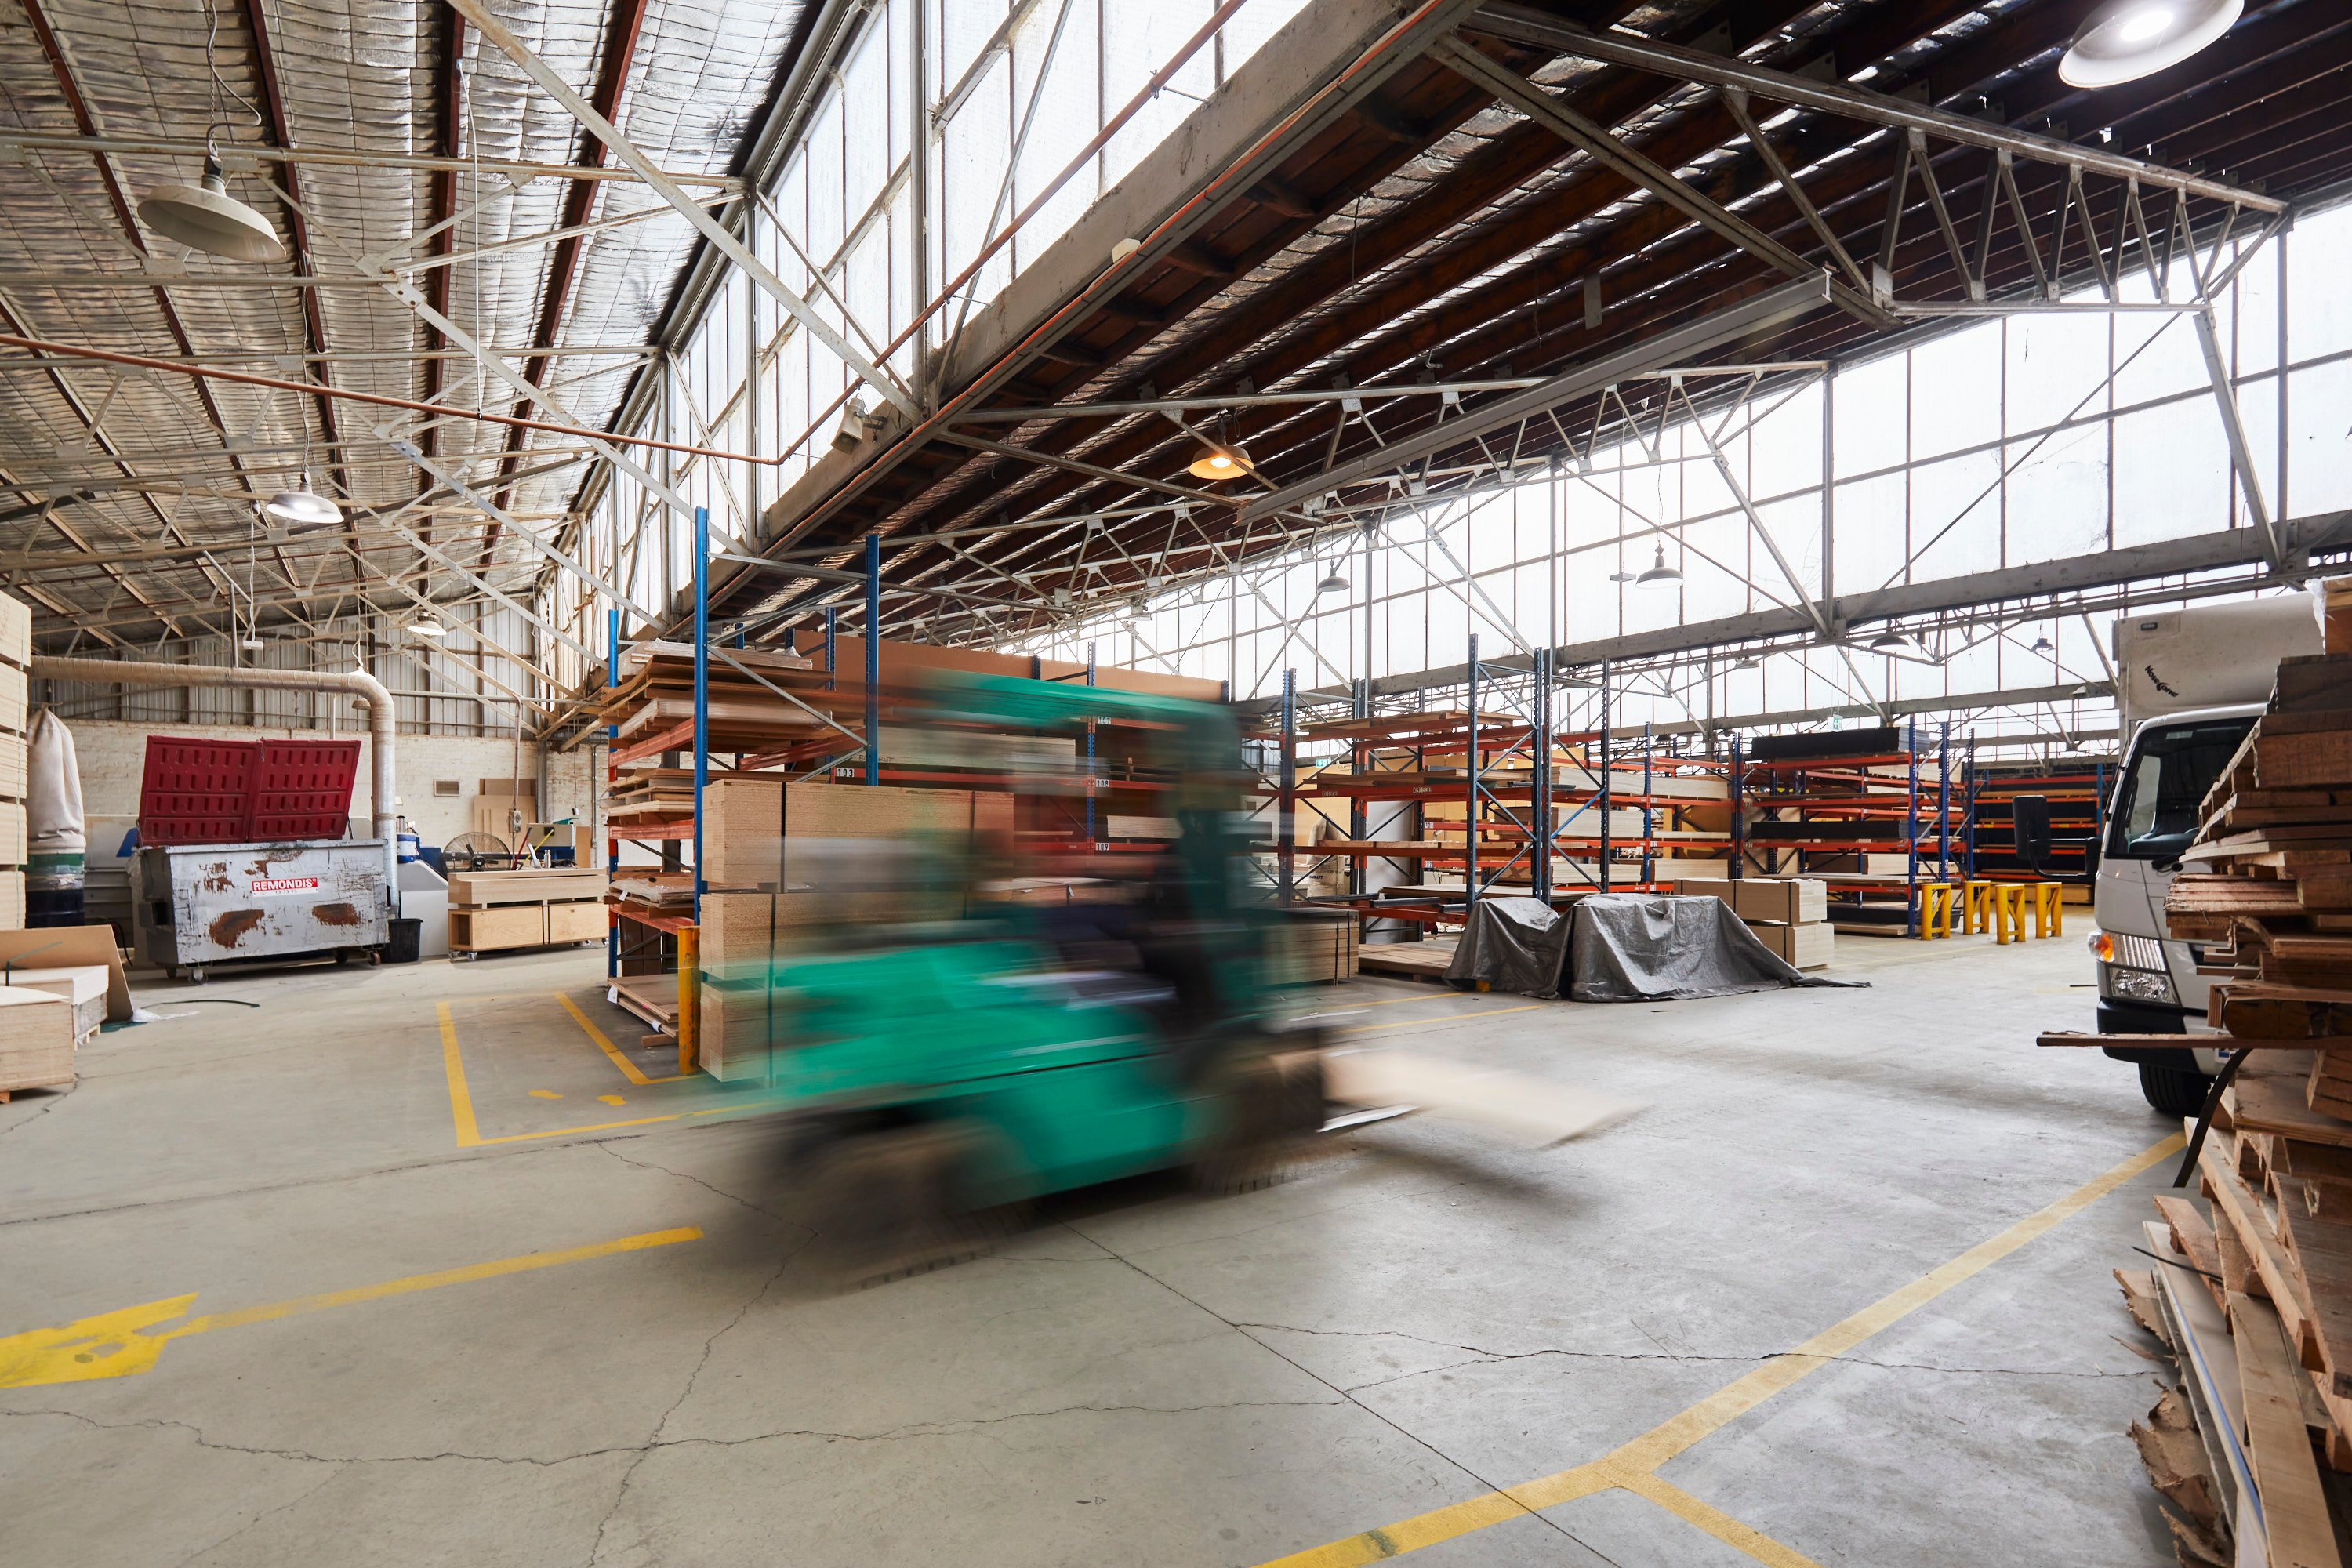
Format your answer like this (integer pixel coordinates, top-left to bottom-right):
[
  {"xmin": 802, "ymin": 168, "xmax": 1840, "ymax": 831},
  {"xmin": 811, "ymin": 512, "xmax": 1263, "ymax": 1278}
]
[
  {"xmin": 1750, "ymin": 920, "xmax": 1834, "ymax": 971},
  {"xmin": 1732, "ymin": 877, "xmax": 1827, "ymax": 926}
]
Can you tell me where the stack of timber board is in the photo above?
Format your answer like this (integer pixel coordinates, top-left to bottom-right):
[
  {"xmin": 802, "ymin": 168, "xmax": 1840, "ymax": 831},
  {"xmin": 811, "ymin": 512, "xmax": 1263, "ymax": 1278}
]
[
  {"xmin": 2322, "ymin": 575, "xmax": 2352, "ymax": 656},
  {"xmin": 446, "ymin": 867, "xmax": 608, "ymax": 956},
  {"xmin": 1269, "ymin": 905, "xmax": 1361, "ymax": 985},
  {"xmin": 2163, "ymin": 652, "xmax": 2352, "ymax": 1033},
  {"xmin": 0, "ymin": 592, "xmax": 28, "ymax": 930},
  {"xmin": 690, "ymin": 782, "xmax": 1014, "ymax": 1080},
  {"xmin": 1675, "ymin": 877, "xmax": 1834, "ymax": 971},
  {"xmin": 0, "ymin": 985, "xmax": 73, "ymax": 1101},
  {"xmin": 3, "ymin": 964, "xmax": 107, "ymax": 1044},
  {"xmin": 601, "ymin": 641, "xmax": 820, "ymax": 808}
]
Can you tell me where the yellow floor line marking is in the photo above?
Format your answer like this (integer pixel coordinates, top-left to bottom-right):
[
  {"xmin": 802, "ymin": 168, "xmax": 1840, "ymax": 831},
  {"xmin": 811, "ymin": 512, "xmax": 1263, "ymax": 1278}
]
[
  {"xmin": 557, "ymin": 993, "xmax": 694, "ymax": 1085},
  {"xmin": 1254, "ymin": 1131, "xmax": 2183, "ymax": 1568},
  {"xmin": 0, "ymin": 1225, "xmax": 702, "ymax": 1390},
  {"xmin": 529, "ymin": 1090, "xmax": 562, "ymax": 1100},
  {"xmin": 437, "ymin": 1000, "xmax": 481, "ymax": 1147},
  {"xmin": 1617, "ymin": 1472, "xmax": 1825, "ymax": 1568}
]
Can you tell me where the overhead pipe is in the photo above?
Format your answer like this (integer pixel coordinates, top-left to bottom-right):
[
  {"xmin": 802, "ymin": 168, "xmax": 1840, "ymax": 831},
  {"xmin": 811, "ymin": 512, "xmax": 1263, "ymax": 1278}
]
[{"xmin": 30, "ymin": 655, "xmax": 402, "ymax": 895}]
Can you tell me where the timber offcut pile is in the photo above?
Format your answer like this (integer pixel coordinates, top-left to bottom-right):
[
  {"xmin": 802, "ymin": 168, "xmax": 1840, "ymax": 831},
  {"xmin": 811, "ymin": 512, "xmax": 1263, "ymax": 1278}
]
[{"xmin": 2112, "ymin": 648, "xmax": 2352, "ymax": 1566}]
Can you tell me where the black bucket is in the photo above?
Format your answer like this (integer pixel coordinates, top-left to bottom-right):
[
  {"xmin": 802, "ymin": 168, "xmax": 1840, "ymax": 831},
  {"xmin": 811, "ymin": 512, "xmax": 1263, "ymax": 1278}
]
[
  {"xmin": 386, "ymin": 917, "xmax": 423, "ymax": 964},
  {"xmin": 27, "ymin": 887, "xmax": 85, "ymax": 928}
]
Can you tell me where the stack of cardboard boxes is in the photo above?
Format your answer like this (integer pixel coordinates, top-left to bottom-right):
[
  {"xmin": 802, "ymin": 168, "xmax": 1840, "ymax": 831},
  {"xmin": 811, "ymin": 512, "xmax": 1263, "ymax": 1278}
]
[{"xmin": 1675, "ymin": 875, "xmax": 1833, "ymax": 971}]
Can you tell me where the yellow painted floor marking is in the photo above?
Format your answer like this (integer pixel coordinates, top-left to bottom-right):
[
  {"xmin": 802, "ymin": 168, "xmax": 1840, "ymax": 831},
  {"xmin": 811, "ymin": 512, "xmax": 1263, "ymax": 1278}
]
[
  {"xmin": 557, "ymin": 993, "xmax": 693, "ymax": 1085},
  {"xmin": 599, "ymin": 1094, "xmax": 626, "ymax": 1106},
  {"xmin": 437, "ymin": 1000, "xmax": 481, "ymax": 1147},
  {"xmin": 529, "ymin": 1089, "xmax": 562, "ymax": 1100},
  {"xmin": 1254, "ymin": 1131, "xmax": 2183, "ymax": 1568},
  {"xmin": 0, "ymin": 1225, "xmax": 702, "ymax": 1390}
]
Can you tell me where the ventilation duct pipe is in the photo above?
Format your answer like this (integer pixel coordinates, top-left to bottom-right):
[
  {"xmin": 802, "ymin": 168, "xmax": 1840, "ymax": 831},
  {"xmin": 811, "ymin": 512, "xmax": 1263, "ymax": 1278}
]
[{"xmin": 30, "ymin": 657, "xmax": 401, "ymax": 892}]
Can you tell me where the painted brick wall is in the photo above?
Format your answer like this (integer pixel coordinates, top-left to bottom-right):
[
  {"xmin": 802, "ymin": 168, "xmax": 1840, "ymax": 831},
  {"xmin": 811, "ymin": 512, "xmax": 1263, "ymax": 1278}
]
[{"xmin": 67, "ymin": 718, "xmax": 597, "ymax": 852}]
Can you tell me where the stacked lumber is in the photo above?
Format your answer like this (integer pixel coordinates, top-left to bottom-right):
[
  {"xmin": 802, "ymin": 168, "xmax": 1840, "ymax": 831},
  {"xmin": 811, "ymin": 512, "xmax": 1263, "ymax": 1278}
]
[
  {"xmin": 0, "ymin": 592, "xmax": 28, "ymax": 931},
  {"xmin": 2124, "ymin": 1102, "xmax": 2352, "ymax": 1566},
  {"xmin": 446, "ymin": 867, "xmax": 609, "ymax": 957},
  {"xmin": 2, "ymin": 964, "xmax": 108, "ymax": 1044},
  {"xmin": 2321, "ymin": 575, "xmax": 2352, "ymax": 656},
  {"xmin": 2164, "ymin": 652, "xmax": 2352, "ymax": 1033},
  {"xmin": 598, "ymin": 641, "xmax": 821, "ymax": 796}
]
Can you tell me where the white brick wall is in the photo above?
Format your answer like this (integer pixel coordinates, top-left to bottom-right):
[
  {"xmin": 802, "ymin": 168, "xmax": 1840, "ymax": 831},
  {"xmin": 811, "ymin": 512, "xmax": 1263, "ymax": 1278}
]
[{"xmin": 68, "ymin": 719, "xmax": 597, "ymax": 852}]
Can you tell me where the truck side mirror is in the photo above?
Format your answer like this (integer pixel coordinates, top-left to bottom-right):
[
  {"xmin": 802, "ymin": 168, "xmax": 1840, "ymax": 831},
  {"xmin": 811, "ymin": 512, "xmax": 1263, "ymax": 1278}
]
[{"xmin": 2013, "ymin": 794, "xmax": 2053, "ymax": 874}]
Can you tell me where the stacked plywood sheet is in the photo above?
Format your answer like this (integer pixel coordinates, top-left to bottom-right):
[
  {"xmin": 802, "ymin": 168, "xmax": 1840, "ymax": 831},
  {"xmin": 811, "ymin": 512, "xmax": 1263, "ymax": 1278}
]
[
  {"xmin": 446, "ymin": 867, "xmax": 608, "ymax": 957},
  {"xmin": 0, "ymin": 985, "xmax": 73, "ymax": 1100},
  {"xmin": 2, "ymin": 964, "xmax": 108, "ymax": 1044},
  {"xmin": 701, "ymin": 778, "xmax": 1013, "ymax": 890},
  {"xmin": 1675, "ymin": 877, "xmax": 1834, "ymax": 970},
  {"xmin": 0, "ymin": 592, "xmax": 27, "ymax": 931},
  {"xmin": 1270, "ymin": 906, "xmax": 1361, "ymax": 985}
]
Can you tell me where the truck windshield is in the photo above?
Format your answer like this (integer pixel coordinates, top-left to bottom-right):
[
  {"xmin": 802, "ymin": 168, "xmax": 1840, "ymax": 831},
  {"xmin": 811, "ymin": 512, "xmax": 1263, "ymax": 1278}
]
[{"xmin": 2104, "ymin": 717, "xmax": 2255, "ymax": 861}]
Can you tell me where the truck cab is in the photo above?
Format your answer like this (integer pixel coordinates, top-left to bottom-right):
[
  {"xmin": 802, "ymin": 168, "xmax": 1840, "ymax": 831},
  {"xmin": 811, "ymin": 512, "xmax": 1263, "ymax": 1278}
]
[
  {"xmin": 2092, "ymin": 593, "xmax": 2320, "ymax": 1112},
  {"xmin": 2095, "ymin": 704, "xmax": 2259, "ymax": 1112}
]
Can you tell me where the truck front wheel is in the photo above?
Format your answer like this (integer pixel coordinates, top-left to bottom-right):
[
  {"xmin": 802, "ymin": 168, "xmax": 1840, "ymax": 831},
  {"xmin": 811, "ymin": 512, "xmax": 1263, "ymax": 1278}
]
[{"xmin": 2139, "ymin": 1061, "xmax": 2212, "ymax": 1117}]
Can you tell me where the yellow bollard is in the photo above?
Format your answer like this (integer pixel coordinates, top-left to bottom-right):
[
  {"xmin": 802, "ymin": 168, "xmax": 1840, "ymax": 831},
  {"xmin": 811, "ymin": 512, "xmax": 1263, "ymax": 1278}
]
[
  {"xmin": 678, "ymin": 924, "xmax": 700, "ymax": 1075},
  {"xmin": 1990, "ymin": 884, "xmax": 2029, "ymax": 946},
  {"xmin": 1918, "ymin": 881, "xmax": 1955, "ymax": 938},
  {"xmin": 2034, "ymin": 881, "xmax": 2065, "ymax": 938},
  {"xmin": 1963, "ymin": 879, "xmax": 1993, "ymax": 935}
]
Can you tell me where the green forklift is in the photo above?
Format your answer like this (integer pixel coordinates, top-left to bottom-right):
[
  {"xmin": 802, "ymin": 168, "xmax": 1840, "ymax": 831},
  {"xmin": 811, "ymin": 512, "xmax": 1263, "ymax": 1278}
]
[{"xmin": 752, "ymin": 673, "xmax": 1327, "ymax": 1279}]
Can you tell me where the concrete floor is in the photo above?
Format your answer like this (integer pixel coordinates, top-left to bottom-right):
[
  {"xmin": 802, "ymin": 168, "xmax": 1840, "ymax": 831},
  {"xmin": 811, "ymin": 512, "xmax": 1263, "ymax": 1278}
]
[{"xmin": 0, "ymin": 931, "xmax": 2184, "ymax": 1567}]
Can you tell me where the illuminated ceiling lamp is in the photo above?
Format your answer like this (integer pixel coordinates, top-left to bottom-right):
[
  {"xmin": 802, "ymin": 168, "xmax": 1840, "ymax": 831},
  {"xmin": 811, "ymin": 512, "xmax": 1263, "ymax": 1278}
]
[
  {"xmin": 2059, "ymin": 0, "xmax": 2241, "ymax": 89},
  {"xmin": 2030, "ymin": 633, "xmax": 2054, "ymax": 653},
  {"xmin": 1632, "ymin": 543, "xmax": 1682, "ymax": 590},
  {"xmin": 1187, "ymin": 445, "xmax": 1250, "ymax": 481},
  {"xmin": 138, "ymin": 153, "xmax": 287, "ymax": 263},
  {"xmin": 407, "ymin": 618, "xmax": 446, "ymax": 639},
  {"xmin": 263, "ymin": 472, "xmax": 340, "ymax": 528}
]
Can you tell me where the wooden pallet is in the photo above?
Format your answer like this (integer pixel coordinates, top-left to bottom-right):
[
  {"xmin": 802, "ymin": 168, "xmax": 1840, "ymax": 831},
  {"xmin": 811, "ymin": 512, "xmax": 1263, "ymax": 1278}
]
[{"xmin": 1357, "ymin": 939, "xmax": 1460, "ymax": 982}]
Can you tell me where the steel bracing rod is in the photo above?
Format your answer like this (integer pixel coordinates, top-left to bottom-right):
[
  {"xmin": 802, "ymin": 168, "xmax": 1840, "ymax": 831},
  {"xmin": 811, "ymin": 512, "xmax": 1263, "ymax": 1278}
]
[
  {"xmin": 1721, "ymin": 89, "xmax": 1865, "ymax": 292},
  {"xmin": 0, "ymin": 129, "xmax": 737, "ymax": 188},
  {"xmin": 1464, "ymin": 3, "xmax": 2284, "ymax": 213},
  {"xmin": 935, "ymin": 432, "xmax": 1252, "ymax": 512},
  {"xmin": 445, "ymin": 0, "xmax": 914, "ymax": 419},
  {"xmin": 1239, "ymin": 274, "xmax": 1831, "ymax": 526},
  {"xmin": 379, "ymin": 523, "xmax": 591, "ymax": 662},
  {"xmin": 1430, "ymin": 38, "xmax": 1890, "ymax": 328},
  {"xmin": 1669, "ymin": 383, "xmax": 1832, "ymax": 638},
  {"xmin": 384, "ymin": 194, "xmax": 741, "ymax": 278},
  {"xmin": 386, "ymin": 435, "xmax": 662, "ymax": 622}
]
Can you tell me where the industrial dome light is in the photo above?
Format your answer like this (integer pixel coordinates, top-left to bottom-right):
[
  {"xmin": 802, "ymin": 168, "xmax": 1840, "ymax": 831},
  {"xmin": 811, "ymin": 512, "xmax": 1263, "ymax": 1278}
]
[
  {"xmin": 1187, "ymin": 446, "xmax": 1249, "ymax": 481},
  {"xmin": 1316, "ymin": 568, "xmax": 1349, "ymax": 595},
  {"xmin": 2059, "ymin": 0, "xmax": 2241, "ymax": 88},
  {"xmin": 263, "ymin": 474, "xmax": 340, "ymax": 528},
  {"xmin": 1867, "ymin": 628, "xmax": 1915, "ymax": 653},
  {"xmin": 1632, "ymin": 543, "xmax": 1682, "ymax": 590},
  {"xmin": 139, "ymin": 157, "xmax": 286, "ymax": 263},
  {"xmin": 406, "ymin": 619, "xmax": 447, "ymax": 639},
  {"xmin": 2030, "ymin": 633, "xmax": 2054, "ymax": 653}
]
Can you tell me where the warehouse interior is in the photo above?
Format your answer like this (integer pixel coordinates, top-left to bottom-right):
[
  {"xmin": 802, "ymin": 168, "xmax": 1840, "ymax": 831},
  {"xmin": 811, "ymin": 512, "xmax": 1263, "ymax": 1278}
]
[{"xmin": 5, "ymin": 0, "xmax": 2352, "ymax": 1563}]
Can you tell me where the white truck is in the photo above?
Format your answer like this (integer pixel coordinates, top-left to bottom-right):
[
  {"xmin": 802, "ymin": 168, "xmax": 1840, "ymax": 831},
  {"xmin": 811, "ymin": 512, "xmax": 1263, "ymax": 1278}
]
[{"xmin": 2094, "ymin": 593, "xmax": 2321, "ymax": 1112}]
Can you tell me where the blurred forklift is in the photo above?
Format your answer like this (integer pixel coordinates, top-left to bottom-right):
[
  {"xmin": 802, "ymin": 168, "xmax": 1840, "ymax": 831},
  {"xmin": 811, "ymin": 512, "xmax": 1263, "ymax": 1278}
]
[{"xmin": 699, "ymin": 673, "xmax": 1629, "ymax": 1282}]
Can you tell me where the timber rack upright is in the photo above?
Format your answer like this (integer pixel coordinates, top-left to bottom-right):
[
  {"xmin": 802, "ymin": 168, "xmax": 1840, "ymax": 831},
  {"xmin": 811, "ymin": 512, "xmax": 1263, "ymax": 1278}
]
[
  {"xmin": 1254, "ymin": 639, "xmax": 1733, "ymax": 934},
  {"xmin": 1730, "ymin": 719, "xmax": 1969, "ymax": 937}
]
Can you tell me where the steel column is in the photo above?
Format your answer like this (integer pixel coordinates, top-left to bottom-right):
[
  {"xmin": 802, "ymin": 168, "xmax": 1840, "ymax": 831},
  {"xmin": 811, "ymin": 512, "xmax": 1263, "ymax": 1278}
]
[
  {"xmin": 692, "ymin": 506, "xmax": 708, "ymax": 919},
  {"xmin": 863, "ymin": 533, "xmax": 880, "ymax": 786},
  {"xmin": 607, "ymin": 604, "xmax": 620, "ymax": 980},
  {"xmin": 1466, "ymin": 634, "xmax": 1480, "ymax": 913}
]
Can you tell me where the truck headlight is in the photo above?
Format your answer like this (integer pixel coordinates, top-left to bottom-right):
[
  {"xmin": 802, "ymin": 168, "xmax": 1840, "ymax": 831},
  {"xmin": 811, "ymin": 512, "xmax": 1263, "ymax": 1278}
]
[{"xmin": 2100, "ymin": 963, "xmax": 2176, "ymax": 1005}]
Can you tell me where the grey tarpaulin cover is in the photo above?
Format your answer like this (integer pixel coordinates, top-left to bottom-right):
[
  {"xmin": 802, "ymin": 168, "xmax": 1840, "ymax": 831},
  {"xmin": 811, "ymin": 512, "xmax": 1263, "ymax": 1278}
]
[
  {"xmin": 1566, "ymin": 894, "xmax": 1864, "ymax": 1002},
  {"xmin": 1445, "ymin": 894, "xmax": 1865, "ymax": 1000},
  {"xmin": 1444, "ymin": 897, "xmax": 1574, "ymax": 997}
]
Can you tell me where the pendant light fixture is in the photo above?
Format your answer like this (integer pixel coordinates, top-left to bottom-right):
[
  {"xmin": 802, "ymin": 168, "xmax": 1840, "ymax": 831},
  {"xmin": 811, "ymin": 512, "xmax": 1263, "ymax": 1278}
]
[
  {"xmin": 1187, "ymin": 445, "xmax": 1251, "ymax": 481},
  {"xmin": 407, "ymin": 618, "xmax": 447, "ymax": 639},
  {"xmin": 1867, "ymin": 627, "xmax": 1915, "ymax": 653},
  {"xmin": 2029, "ymin": 633, "xmax": 2053, "ymax": 653},
  {"xmin": 1632, "ymin": 543, "xmax": 1682, "ymax": 590},
  {"xmin": 263, "ymin": 476, "xmax": 340, "ymax": 527},
  {"xmin": 2059, "ymin": 0, "xmax": 2241, "ymax": 88},
  {"xmin": 138, "ymin": 13, "xmax": 285, "ymax": 262},
  {"xmin": 140, "ymin": 154, "xmax": 287, "ymax": 263},
  {"xmin": 1316, "ymin": 564, "xmax": 1349, "ymax": 595}
]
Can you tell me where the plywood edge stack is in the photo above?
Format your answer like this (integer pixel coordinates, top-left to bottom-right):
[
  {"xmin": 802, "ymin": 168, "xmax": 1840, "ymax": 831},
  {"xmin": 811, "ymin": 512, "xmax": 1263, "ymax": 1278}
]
[
  {"xmin": 1675, "ymin": 877, "xmax": 1834, "ymax": 971},
  {"xmin": 446, "ymin": 867, "xmax": 609, "ymax": 959},
  {"xmin": 0, "ymin": 985, "xmax": 74, "ymax": 1101},
  {"xmin": 1270, "ymin": 905, "xmax": 1361, "ymax": 985},
  {"xmin": 0, "ymin": 590, "xmax": 30, "ymax": 934}
]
